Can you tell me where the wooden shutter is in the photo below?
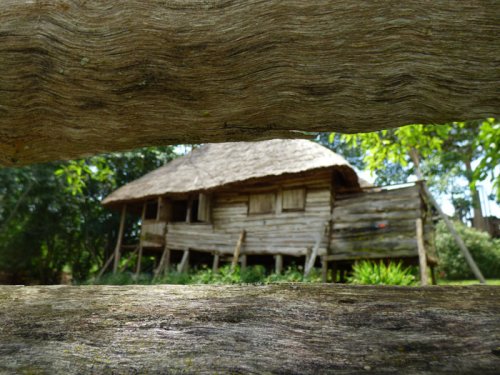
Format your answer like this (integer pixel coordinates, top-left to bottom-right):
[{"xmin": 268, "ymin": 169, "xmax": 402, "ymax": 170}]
[
  {"xmin": 197, "ymin": 193, "xmax": 212, "ymax": 222},
  {"xmin": 248, "ymin": 192, "xmax": 276, "ymax": 214},
  {"xmin": 282, "ymin": 188, "xmax": 306, "ymax": 211}
]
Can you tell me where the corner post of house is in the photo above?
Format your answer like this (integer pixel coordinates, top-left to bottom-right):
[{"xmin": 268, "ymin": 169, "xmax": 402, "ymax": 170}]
[
  {"xmin": 135, "ymin": 202, "xmax": 147, "ymax": 277},
  {"xmin": 416, "ymin": 217, "xmax": 428, "ymax": 286},
  {"xmin": 113, "ymin": 204, "xmax": 127, "ymax": 274}
]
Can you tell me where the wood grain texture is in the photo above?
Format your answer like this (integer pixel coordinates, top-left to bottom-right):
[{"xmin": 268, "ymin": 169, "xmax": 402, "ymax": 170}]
[
  {"xmin": 0, "ymin": 284, "xmax": 499, "ymax": 374},
  {"xmin": 1, "ymin": 1, "xmax": 499, "ymax": 165}
]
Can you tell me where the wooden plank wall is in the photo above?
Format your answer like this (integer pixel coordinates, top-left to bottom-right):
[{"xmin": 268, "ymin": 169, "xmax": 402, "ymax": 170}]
[
  {"xmin": 166, "ymin": 170, "xmax": 334, "ymax": 256},
  {"xmin": 141, "ymin": 221, "xmax": 167, "ymax": 247},
  {"xmin": 329, "ymin": 185, "xmax": 430, "ymax": 260}
]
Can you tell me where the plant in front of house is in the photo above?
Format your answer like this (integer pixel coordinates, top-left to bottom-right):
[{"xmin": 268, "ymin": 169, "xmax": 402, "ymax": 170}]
[{"xmin": 348, "ymin": 260, "xmax": 416, "ymax": 286}]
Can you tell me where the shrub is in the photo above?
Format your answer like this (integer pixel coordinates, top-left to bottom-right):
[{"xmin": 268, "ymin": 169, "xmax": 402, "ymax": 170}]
[
  {"xmin": 89, "ymin": 264, "xmax": 323, "ymax": 285},
  {"xmin": 347, "ymin": 260, "xmax": 416, "ymax": 286},
  {"xmin": 264, "ymin": 266, "xmax": 322, "ymax": 283},
  {"xmin": 435, "ymin": 221, "xmax": 500, "ymax": 280},
  {"xmin": 91, "ymin": 272, "xmax": 152, "ymax": 285},
  {"xmin": 154, "ymin": 270, "xmax": 192, "ymax": 285}
]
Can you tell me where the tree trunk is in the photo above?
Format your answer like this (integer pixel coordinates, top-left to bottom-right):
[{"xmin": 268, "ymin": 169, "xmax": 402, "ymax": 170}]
[
  {"xmin": 465, "ymin": 159, "xmax": 486, "ymax": 231},
  {"xmin": 0, "ymin": 0, "xmax": 499, "ymax": 166},
  {"xmin": 0, "ymin": 285, "xmax": 498, "ymax": 374}
]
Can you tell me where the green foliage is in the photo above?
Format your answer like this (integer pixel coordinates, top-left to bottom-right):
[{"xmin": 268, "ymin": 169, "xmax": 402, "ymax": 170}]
[
  {"xmin": 435, "ymin": 221, "xmax": 500, "ymax": 280},
  {"xmin": 328, "ymin": 124, "xmax": 451, "ymax": 187},
  {"xmin": 188, "ymin": 265, "xmax": 267, "ymax": 284},
  {"xmin": 474, "ymin": 118, "xmax": 500, "ymax": 200},
  {"xmin": 264, "ymin": 266, "xmax": 322, "ymax": 283},
  {"xmin": 0, "ymin": 146, "xmax": 178, "ymax": 284},
  {"xmin": 326, "ymin": 119, "xmax": 499, "ymax": 224},
  {"xmin": 336, "ymin": 124, "xmax": 450, "ymax": 171},
  {"xmin": 347, "ymin": 260, "xmax": 416, "ymax": 286},
  {"xmin": 88, "ymin": 265, "xmax": 322, "ymax": 285}
]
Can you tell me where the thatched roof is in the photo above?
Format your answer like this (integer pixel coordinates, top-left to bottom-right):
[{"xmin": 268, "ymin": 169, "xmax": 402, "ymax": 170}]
[{"xmin": 102, "ymin": 139, "xmax": 365, "ymax": 206}]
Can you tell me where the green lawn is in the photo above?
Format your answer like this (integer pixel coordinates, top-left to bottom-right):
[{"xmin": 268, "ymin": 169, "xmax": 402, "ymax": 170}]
[{"xmin": 437, "ymin": 279, "xmax": 500, "ymax": 286}]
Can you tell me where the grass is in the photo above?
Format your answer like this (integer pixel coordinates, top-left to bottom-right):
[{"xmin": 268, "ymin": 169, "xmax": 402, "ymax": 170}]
[
  {"xmin": 87, "ymin": 264, "xmax": 323, "ymax": 286},
  {"xmin": 437, "ymin": 279, "xmax": 500, "ymax": 286},
  {"xmin": 85, "ymin": 264, "xmax": 500, "ymax": 286}
]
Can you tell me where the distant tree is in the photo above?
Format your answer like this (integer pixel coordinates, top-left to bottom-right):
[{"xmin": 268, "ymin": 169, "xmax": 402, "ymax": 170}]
[
  {"xmin": 326, "ymin": 119, "xmax": 499, "ymax": 228},
  {"xmin": 0, "ymin": 146, "xmax": 178, "ymax": 284}
]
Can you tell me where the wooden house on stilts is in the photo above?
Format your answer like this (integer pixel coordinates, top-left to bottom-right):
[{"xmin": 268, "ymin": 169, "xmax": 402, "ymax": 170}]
[{"xmin": 101, "ymin": 139, "xmax": 437, "ymax": 284}]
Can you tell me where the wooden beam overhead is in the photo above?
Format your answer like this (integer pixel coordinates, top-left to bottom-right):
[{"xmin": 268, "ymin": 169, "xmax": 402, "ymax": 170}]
[{"xmin": 0, "ymin": 0, "xmax": 498, "ymax": 165}]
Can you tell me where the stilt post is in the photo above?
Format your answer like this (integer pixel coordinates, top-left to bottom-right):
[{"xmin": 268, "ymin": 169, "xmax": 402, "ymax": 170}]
[
  {"xmin": 113, "ymin": 204, "xmax": 127, "ymax": 274},
  {"xmin": 416, "ymin": 218, "xmax": 428, "ymax": 286},
  {"xmin": 275, "ymin": 254, "xmax": 283, "ymax": 275},
  {"xmin": 231, "ymin": 230, "xmax": 246, "ymax": 272}
]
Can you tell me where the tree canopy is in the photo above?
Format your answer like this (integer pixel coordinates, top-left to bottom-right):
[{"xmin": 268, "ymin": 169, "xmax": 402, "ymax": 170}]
[
  {"xmin": 323, "ymin": 119, "xmax": 500, "ymax": 227},
  {"xmin": 0, "ymin": 147, "xmax": 178, "ymax": 284}
]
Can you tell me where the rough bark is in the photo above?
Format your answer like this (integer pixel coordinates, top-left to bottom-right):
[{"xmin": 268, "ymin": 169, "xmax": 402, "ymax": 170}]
[
  {"xmin": 0, "ymin": 0, "xmax": 499, "ymax": 166},
  {"xmin": 0, "ymin": 284, "xmax": 499, "ymax": 374}
]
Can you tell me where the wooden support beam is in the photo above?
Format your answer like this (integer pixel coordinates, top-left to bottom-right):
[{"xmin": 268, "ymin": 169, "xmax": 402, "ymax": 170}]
[
  {"xmin": 240, "ymin": 255, "xmax": 247, "ymax": 272},
  {"xmin": 96, "ymin": 252, "xmax": 115, "ymax": 280},
  {"xmin": 1, "ymin": 285, "xmax": 499, "ymax": 373},
  {"xmin": 156, "ymin": 196, "xmax": 162, "ymax": 221},
  {"xmin": 119, "ymin": 246, "xmax": 139, "ymax": 273},
  {"xmin": 154, "ymin": 223, "xmax": 170, "ymax": 277},
  {"xmin": 231, "ymin": 230, "xmax": 246, "ymax": 272},
  {"xmin": 1, "ymin": 1, "xmax": 498, "ymax": 166},
  {"xmin": 321, "ymin": 257, "xmax": 328, "ymax": 283},
  {"xmin": 185, "ymin": 198, "xmax": 193, "ymax": 224},
  {"xmin": 212, "ymin": 253, "xmax": 220, "ymax": 273},
  {"xmin": 112, "ymin": 205, "xmax": 127, "ymax": 274},
  {"xmin": 304, "ymin": 247, "xmax": 312, "ymax": 270},
  {"xmin": 410, "ymin": 150, "xmax": 486, "ymax": 284},
  {"xmin": 275, "ymin": 255, "xmax": 283, "ymax": 275},
  {"xmin": 154, "ymin": 247, "xmax": 171, "ymax": 277},
  {"xmin": 416, "ymin": 218, "xmax": 428, "ymax": 286},
  {"xmin": 135, "ymin": 203, "xmax": 147, "ymax": 277},
  {"xmin": 177, "ymin": 249, "xmax": 190, "ymax": 273},
  {"xmin": 304, "ymin": 222, "xmax": 328, "ymax": 277}
]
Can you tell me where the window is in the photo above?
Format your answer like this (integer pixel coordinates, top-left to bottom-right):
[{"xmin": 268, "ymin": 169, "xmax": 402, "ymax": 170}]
[
  {"xmin": 144, "ymin": 200, "xmax": 158, "ymax": 220},
  {"xmin": 171, "ymin": 200, "xmax": 188, "ymax": 222},
  {"xmin": 249, "ymin": 192, "xmax": 276, "ymax": 214},
  {"xmin": 170, "ymin": 194, "xmax": 212, "ymax": 223},
  {"xmin": 282, "ymin": 188, "xmax": 306, "ymax": 211},
  {"xmin": 190, "ymin": 198, "xmax": 200, "ymax": 222}
]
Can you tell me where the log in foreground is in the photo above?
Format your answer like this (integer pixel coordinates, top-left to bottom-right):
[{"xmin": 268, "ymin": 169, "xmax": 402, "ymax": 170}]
[
  {"xmin": 1, "ymin": 284, "xmax": 499, "ymax": 374},
  {"xmin": 1, "ymin": 1, "xmax": 499, "ymax": 166}
]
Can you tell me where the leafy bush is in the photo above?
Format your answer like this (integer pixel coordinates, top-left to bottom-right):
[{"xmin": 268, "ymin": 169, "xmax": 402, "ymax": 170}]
[
  {"xmin": 435, "ymin": 221, "xmax": 500, "ymax": 279},
  {"xmin": 88, "ymin": 264, "xmax": 324, "ymax": 285},
  {"xmin": 347, "ymin": 260, "xmax": 416, "ymax": 286},
  {"xmin": 90, "ymin": 272, "xmax": 152, "ymax": 285},
  {"xmin": 264, "ymin": 266, "xmax": 322, "ymax": 283}
]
